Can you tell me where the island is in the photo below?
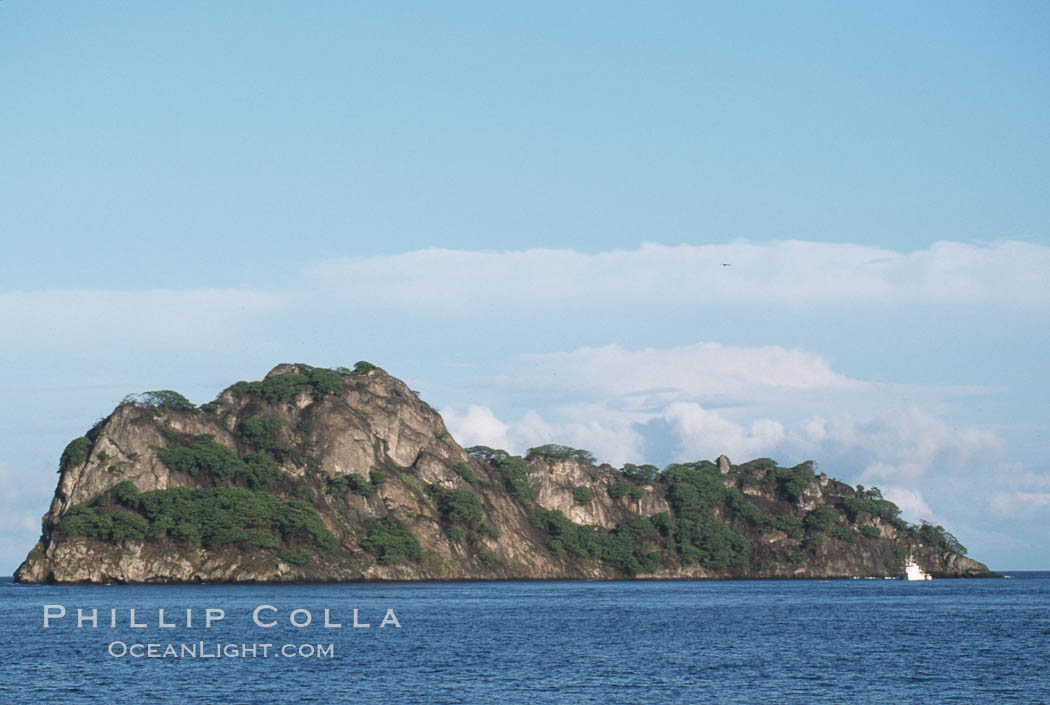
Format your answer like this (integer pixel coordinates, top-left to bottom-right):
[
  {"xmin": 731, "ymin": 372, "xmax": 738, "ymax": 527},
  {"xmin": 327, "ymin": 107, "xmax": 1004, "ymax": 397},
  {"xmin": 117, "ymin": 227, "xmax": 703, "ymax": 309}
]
[{"xmin": 15, "ymin": 363, "xmax": 994, "ymax": 583}]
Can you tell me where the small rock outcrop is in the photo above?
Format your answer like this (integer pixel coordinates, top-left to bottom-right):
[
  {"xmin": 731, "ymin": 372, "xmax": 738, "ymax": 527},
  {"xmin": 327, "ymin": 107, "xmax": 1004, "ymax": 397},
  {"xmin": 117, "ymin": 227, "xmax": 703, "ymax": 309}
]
[{"xmin": 15, "ymin": 363, "xmax": 995, "ymax": 583}]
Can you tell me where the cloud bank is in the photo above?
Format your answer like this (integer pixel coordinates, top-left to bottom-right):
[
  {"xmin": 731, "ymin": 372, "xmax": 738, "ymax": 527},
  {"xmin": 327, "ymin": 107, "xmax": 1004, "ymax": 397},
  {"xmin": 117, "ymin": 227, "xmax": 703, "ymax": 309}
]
[
  {"xmin": 308, "ymin": 240, "xmax": 1050, "ymax": 311},
  {"xmin": 1, "ymin": 241, "xmax": 1046, "ymax": 353}
]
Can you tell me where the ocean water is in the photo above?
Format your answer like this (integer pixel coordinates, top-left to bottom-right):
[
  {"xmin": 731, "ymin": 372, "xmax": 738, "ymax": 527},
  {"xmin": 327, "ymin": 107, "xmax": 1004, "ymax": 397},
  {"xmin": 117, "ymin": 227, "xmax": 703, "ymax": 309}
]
[{"xmin": 2, "ymin": 573, "xmax": 1048, "ymax": 704}]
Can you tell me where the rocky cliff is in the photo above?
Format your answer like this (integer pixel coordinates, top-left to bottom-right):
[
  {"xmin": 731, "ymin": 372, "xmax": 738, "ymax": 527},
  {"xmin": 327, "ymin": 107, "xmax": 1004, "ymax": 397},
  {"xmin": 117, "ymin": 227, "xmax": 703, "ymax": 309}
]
[{"xmin": 15, "ymin": 363, "xmax": 994, "ymax": 583}]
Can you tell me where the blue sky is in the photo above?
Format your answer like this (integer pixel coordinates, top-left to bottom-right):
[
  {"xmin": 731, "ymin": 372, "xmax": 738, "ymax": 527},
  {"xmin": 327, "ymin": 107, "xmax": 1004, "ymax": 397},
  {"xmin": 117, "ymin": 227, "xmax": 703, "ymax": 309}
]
[{"xmin": 1, "ymin": 1, "xmax": 1048, "ymax": 572}]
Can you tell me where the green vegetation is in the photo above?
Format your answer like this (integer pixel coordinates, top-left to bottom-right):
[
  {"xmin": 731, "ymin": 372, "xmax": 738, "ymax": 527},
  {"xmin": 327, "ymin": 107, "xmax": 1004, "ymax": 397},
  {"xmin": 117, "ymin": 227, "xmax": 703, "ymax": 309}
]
[
  {"xmin": 111, "ymin": 480, "xmax": 139, "ymax": 505},
  {"xmin": 802, "ymin": 533, "xmax": 828, "ymax": 552},
  {"xmin": 534, "ymin": 510, "xmax": 663, "ymax": 576},
  {"xmin": 918, "ymin": 521, "xmax": 967, "ymax": 555},
  {"xmin": 467, "ymin": 447, "xmax": 535, "ymax": 503},
  {"xmin": 803, "ymin": 505, "xmax": 841, "ymax": 533},
  {"xmin": 241, "ymin": 452, "xmax": 280, "ymax": 489},
  {"xmin": 889, "ymin": 545, "xmax": 908, "ymax": 571},
  {"xmin": 58, "ymin": 506, "xmax": 149, "ymax": 542},
  {"xmin": 843, "ymin": 487, "xmax": 906, "ymax": 528},
  {"xmin": 231, "ymin": 373, "xmax": 309, "ymax": 404},
  {"xmin": 663, "ymin": 463, "xmax": 733, "ymax": 513},
  {"xmin": 200, "ymin": 400, "xmax": 222, "ymax": 414},
  {"xmin": 535, "ymin": 509, "xmax": 599, "ymax": 558},
  {"xmin": 158, "ymin": 435, "xmax": 240, "ymax": 479},
  {"xmin": 661, "ymin": 463, "xmax": 750, "ymax": 568},
  {"xmin": 526, "ymin": 444, "xmax": 597, "ymax": 465},
  {"xmin": 731, "ymin": 499, "xmax": 763, "ymax": 525},
  {"xmin": 621, "ymin": 463, "xmax": 660, "ymax": 483},
  {"xmin": 428, "ymin": 486, "xmax": 498, "ymax": 545},
  {"xmin": 60, "ymin": 437, "xmax": 93, "ymax": 470},
  {"xmin": 58, "ymin": 484, "xmax": 336, "ymax": 553},
  {"xmin": 326, "ymin": 473, "xmax": 375, "ymax": 497},
  {"xmin": 438, "ymin": 489, "xmax": 484, "ymax": 529},
  {"xmin": 303, "ymin": 366, "xmax": 345, "ymax": 397},
  {"xmin": 770, "ymin": 514, "xmax": 804, "ymax": 537},
  {"xmin": 600, "ymin": 518, "xmax": 663, "ymax": 575},
  {"xmin": 108, "ymin": 512, "xmax": 150, "ymax": 541},
  {"xmin": 731, "ymin": 501, "xmax": 805, "ymax": 537},
  {"xmin": 607, "ymin": 480, "xmax": 644, "ymax": 501},
  {"xmin": 860, "ymin": 525, "xmax": 881, "ymax": 539},
  {"xmin": 230, "ymin": 365, "xmax": 346, "ymax": 405},
  {"xmin": 293, "ymin": 485, "xmax": 316, "ymax": 502},
  {"xmin": 123, "ymin": 390, "xmax": 198, "ymax": 413},
  {"xmin": 451, "ymin": 462, "xmax": 475, "ymax": 484},
  {"xmin": 827, "ymin": 525, "xmax": 857, "ymax": 542},
  {"xmin": 771, "ymin": 462, "xmax": 815, "ymax": 502},
  {"xmin": 489, "ymin": 450, "xmax": 940, "ymax": 573},
  {"xmin": 353, "ymin": 361, "xmax": 378, "ymax": 374},
  {"xmin": 85, "ymin": 418, "xmax": 105, "ymax": 443},
  {"xmin": 158, "ymin": 435, "xmax": 278, "ymax": 489},
  {"xmin": 736, "ymin": 458, "xmax": 778, "ymax": 473},
  {"xmin": 360, "ymin": 517, "xmax": 423, "ymax": 564},
  {"xmin": 424, "ymin": 483, "xmax": 445, "ymax": 501},
  {"xmin": 238, "ymin": 417, "xmax": 285, "ymax": 447},
  {"xmin": 276, "ymin": 548, "xmax": 313, "ymax": 566},
  {"xmin": 238, "ymin": 417, "xmax": 293, "ymax": 461},
  {"xmin": 669, "ymin": 515, "xmax": 749, "ymax": 569}
]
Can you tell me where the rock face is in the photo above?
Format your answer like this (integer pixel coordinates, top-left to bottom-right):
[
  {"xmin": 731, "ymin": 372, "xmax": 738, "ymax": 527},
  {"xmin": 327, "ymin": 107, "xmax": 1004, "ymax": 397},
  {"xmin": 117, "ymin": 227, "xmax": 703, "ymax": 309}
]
[{"xmin": 15, "ymin": 363, "xmax": 995, "ymax": 583}]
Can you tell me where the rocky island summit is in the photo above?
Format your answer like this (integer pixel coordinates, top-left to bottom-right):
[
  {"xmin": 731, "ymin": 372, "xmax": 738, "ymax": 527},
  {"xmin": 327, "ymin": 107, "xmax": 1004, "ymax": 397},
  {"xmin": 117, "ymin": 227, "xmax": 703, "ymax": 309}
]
[{"xmin": 16, "ymin": 363, "xmax": 993, "ymax": 583}]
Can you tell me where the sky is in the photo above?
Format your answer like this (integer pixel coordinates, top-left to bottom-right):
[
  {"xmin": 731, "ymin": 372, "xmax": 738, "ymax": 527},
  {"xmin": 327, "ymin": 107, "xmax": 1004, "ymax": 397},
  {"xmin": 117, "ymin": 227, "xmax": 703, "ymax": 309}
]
[{"xmin": 1, "ymin": 1, "xmax": 1048, "ymax": 572}]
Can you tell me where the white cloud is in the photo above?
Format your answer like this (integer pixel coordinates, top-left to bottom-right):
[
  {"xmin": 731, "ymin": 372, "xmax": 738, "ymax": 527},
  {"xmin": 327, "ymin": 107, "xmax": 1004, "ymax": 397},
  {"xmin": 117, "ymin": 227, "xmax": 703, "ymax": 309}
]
[
  {"xmin": 1015, "ymin": 492, "xmax": 1050, "ymax": 507},
  {"xmin": 988, "ymin": 491, "xmax": 1050, "ymax": 517},
  {"xmin": 507, "ymin": 410, "xmax": 645, "ymax": 467},
  {"xmin": 858, "ymin": 461, "xmax": 929, "ymax": 485},
  {"xmin": 515, "ymin": 342, "xmax": 861, "ymax": 403},
  {"xmin": 818, "ymin": 408, "xmax": 1003, "ymax": 481},
  {"xmin": 442, "ymin": 405, "xmax": 646, "ymax": 466},
  {"xmin": 307, "ymin": 240, "xmax": 1050, "ymax": 312},
  {"xmin": 663, "ymin": 402, "xmax": 786, "ymax": 460},
  {"xmin": 2, "ymin": 240, "xmax": 1046, "ymax": 356},
  {"xmin": 880, "ymin": 486, "xmax": 934, "ymax": 520},
  {"xmin": 803, "ymin": 417, "xmax": 829, "ymax": 443},
  {"xmin": 995, "ymin": 466, "xmax": 1050, "ymax": 488},
  {"xmin": 444, "ymin": 392, "xmax": 1004, "ymax": 503},
  {"xmin": 439, "ymin": 405, "xmax": 510, "ymax": 450},
  {"xmin": 440, "ymin": 342, "xmax": 1009, "ymax": 521},
  {"xmin": 504, "ymin": 410, "xmax": 561, "ymax": 453}
]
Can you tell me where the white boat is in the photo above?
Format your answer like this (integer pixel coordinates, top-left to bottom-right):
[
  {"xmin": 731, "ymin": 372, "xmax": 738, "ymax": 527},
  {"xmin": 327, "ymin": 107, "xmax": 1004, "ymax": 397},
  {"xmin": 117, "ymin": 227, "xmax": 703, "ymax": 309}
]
[{"xmin": 902, "ymin": 556, "xmax": 932, "ymax": 581}]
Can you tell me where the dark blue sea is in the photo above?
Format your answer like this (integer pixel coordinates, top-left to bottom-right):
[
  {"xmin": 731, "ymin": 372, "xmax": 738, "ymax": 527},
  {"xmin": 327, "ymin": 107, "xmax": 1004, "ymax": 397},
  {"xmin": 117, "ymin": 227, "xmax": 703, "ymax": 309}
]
[{"xmin": 2, "ymin": 573, "xmax": 1048, "ymax": 704}]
